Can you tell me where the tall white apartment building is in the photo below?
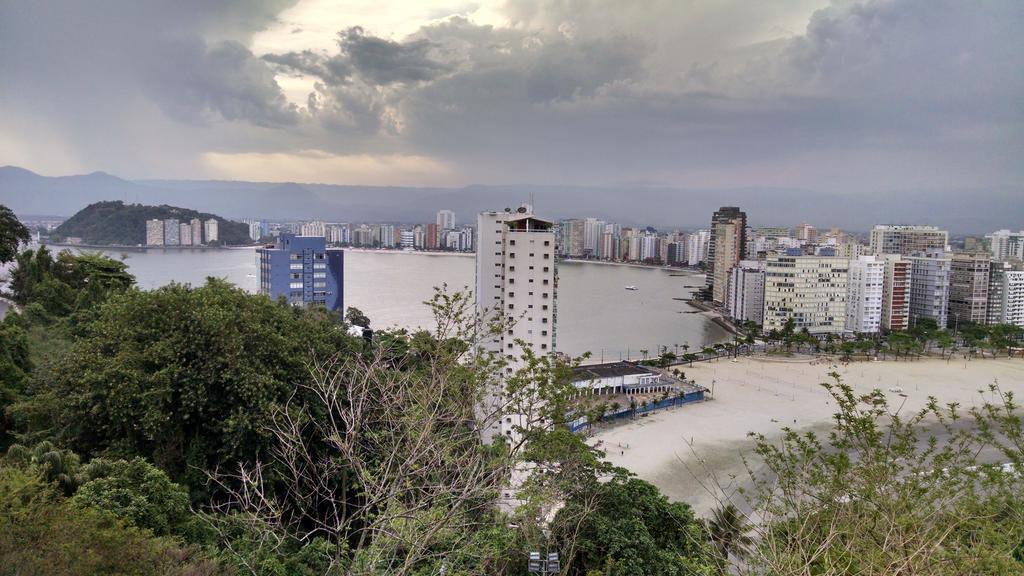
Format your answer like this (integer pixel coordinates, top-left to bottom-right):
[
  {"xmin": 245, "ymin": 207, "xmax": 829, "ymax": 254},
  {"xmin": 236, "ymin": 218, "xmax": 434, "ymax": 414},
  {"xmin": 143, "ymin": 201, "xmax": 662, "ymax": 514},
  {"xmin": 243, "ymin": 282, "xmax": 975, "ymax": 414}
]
[
  {"xmin": 436, "ymin": 209, "xmax": 456, "ymax": 231},
  {"xmin": 987, "ymin": 230, "xmax": 1024, "ymax": 262},
  {"xmin": 727, "ymin": 260, "xmax": 766, "ymax": 325},
  {"xmin": 908, "ymin": 254, "xmax": 952, "ymax": 328},
  {"xmin": 846, "ymin": 255, "xmax": 885, "ymax": 333},
  {"xmin": 179, "ymin": 222, "xmax": 193, "ymax": 246},
  {"xmin": 881, "ymin": 255, "xmax": 912, "ymax": 331},
  {"xmin": 763, "ymin": 256, "xmax": 848, "ymax": 334},
  {"xmin": 999, "ymin": 271, "xmax": 1024, "ymax": 326},
  {"xmin": 686, "ymin": 229, "xmax": 709, "ymax": 266},
  {"xmin": 145, "ymin": 219, "xmax": 164, "ymax": 246},
  {"xmin": 163, "ymin": 218, "xmax": 180, "ymax": 246},
  {"xmin": 191, "ymin": 218, "xmax": 204, "ymax": 244},
  {"xmin": 204, "ymin": 218, "xmax": 219, "ymax": 244},
  {"xmin": 301, "ymin": 220, "xmax": 326, "ymax": 237},
  {"xmin": 869, "ymin": 225, "xmax": 948, "ymax": 256},
  {"xmin": 378, "ymin": 224, "xmax": 396, "ymax": 248},
  {"xmin": 475, "ymin": 208, "xmax": 557, "ymax": 444}
]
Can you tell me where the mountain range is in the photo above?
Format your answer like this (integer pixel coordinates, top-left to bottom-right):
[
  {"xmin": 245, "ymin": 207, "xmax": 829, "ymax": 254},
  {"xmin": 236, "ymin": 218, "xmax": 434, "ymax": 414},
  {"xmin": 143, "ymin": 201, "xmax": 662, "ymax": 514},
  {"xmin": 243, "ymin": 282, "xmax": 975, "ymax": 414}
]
[{"xmin": 1, "ymin": 165, "xmax": 1019, "ymax": 234}]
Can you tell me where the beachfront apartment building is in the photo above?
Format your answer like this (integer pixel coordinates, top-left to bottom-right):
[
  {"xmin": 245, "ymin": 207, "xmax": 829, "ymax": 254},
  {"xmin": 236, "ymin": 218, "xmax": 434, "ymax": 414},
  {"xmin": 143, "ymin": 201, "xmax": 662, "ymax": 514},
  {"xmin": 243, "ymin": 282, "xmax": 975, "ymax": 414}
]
[
  {"xmin": 1000, "ymin": 271, "xmax": 1024, "ymax": 326},
  {"xmin": 179, "ymin": 222, "xmax": 193, "ymax": 246},
  {"xmin": 846, "ymin": 255, "xmax": 884, "ymax": 334},
  {"xmin": 727, "ymin": 260, "xmax": 766, "ymax": 325},
  {"xmin": 204, "ymin": 218, "xmax": 218, "ymax": 244},
  {"xmin": 881, "ymin": 255, "xmax": 912, "ymax": 331},
  {"xmin": 191, "ymin": 218, "xmax": 204, "ymax": 245},
  {"xmin": 948, "ymin": 253, "xmax": 991, "ymax": 326},
  {"xmin": 707, "ymin": 207, "xmax": 747, "ymax": 305},
  {"xmin": 146, "ymin": 219, "xmax": 164, "ymax": 246},
  {"xmin": 475, "ymin": 207, "xmax": 557, "ymax": 444},
  {"xmin": 436, "ymin": 209, "xmax": 456, "ymax": 231},
  {"xmin": 258, "ymin": 234, "xmax": 344, "ymax": 312},
  {"xmin": 763, "ymin": 255, "xmax": 849, "ymax": 335},
  {"xmin": 908, "ymin": 254, "xmax": 952, "ymax": 328},
  {"xmin": 869, "ymin": 225, "xmax": 948, "ymax": 256},
  {"xmin": 163, "ymin": 218, "xmax": 180, "ymax": 246},
  {"xmin": 988, "ymin": 230, "xmax": 1024, "ymax": 262},
  {"xmin": 687, "ymin": 229, "xmax": 709, "ymax": 266}
]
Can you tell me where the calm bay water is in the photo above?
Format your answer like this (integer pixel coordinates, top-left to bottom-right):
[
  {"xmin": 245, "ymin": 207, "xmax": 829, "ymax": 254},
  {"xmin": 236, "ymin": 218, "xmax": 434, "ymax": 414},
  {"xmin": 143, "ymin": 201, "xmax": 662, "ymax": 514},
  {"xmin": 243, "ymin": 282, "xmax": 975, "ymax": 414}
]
[{"xmin": 76, "ymin": 247, "xmax": 729, "ymax": 359}]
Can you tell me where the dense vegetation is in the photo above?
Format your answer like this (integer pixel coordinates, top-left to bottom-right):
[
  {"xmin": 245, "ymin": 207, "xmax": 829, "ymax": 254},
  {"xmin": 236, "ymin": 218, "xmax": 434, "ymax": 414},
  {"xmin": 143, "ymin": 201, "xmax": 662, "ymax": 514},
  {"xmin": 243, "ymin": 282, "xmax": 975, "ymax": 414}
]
[
  {"xmin": 2, "ymin": 204, "xmax": 1023, "ymax": 575},
  {"xmin": 50, "ymin": 200, "xmax": 250, "ymax": 246}
]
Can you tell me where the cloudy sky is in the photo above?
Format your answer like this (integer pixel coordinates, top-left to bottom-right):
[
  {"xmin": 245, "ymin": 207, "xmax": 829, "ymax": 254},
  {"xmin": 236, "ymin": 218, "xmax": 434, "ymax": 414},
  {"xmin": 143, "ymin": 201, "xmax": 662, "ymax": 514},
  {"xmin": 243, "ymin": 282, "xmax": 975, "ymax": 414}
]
[{"xmin": 0, "ymin": 0, "xmax": 1021, "ymax": 193}]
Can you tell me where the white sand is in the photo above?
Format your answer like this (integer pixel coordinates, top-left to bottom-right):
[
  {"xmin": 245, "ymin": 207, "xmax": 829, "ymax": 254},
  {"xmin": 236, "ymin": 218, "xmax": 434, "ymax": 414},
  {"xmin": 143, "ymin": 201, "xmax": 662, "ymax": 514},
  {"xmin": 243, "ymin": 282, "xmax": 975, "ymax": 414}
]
[{"xmin": 592, "ymin": 356, "xmax": 1024, "ymax": 516}]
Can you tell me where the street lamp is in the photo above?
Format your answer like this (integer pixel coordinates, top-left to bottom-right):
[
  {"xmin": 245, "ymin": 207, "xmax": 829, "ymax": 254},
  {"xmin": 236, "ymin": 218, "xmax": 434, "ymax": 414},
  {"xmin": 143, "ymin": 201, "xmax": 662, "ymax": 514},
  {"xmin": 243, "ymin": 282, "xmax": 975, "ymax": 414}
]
[{"xmin": 528, "ymin": 551, "xmax": 560, "ymax": 575}]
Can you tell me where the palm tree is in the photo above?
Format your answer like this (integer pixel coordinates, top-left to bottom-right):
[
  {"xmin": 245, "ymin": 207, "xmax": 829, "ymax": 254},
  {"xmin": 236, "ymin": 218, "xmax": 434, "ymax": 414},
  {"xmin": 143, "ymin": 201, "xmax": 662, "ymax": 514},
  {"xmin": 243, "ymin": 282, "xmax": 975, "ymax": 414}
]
[{"xmin": 707, "ymin": 503, "xmax": 754, "ymax": 568}]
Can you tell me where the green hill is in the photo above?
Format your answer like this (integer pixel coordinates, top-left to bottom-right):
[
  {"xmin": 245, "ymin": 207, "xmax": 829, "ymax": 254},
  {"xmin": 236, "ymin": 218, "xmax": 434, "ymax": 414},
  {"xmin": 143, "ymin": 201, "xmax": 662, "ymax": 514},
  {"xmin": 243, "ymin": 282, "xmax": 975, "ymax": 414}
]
[{"xmin": 50, "ymin": 201, "xmax": 250, "ymax": 246}]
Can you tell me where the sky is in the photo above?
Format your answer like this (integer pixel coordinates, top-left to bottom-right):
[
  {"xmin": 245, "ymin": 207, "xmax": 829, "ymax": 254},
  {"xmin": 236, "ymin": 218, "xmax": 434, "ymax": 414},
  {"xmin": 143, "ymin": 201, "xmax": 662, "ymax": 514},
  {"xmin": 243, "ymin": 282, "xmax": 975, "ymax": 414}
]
[{"xmin": 0, "ymin": 0, "xmax": 1021, "ymax": 193}]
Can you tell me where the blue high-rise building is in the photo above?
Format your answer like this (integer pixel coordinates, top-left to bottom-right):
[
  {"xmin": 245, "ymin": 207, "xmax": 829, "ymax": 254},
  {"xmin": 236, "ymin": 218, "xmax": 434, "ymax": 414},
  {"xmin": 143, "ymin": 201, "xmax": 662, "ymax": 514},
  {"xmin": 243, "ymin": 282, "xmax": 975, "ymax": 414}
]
[{"xmin": 258, "ymin": 234, "xmax": 344, "ymax": 312}]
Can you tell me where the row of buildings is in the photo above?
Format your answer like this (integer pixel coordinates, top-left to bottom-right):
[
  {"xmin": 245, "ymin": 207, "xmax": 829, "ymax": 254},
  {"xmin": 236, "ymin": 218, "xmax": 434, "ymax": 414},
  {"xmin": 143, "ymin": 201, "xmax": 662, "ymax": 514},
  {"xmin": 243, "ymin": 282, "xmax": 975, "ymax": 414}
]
[
  {"xmin": 242, "ymin": 210, "xmax": 475, "ymax": 253},
  {"xmin": 146, "ymin": 218, "xmax": 219, "ymax": 246},
  {"xmin": 708, "ymin": 214, "xmax": 1024, "ymax": 334}
]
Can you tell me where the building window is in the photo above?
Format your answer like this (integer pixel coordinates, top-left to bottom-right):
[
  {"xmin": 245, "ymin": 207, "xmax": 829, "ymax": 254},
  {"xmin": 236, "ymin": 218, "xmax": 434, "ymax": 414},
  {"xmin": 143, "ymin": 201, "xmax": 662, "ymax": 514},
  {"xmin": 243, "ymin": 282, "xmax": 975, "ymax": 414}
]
[
  {"xmin": 542, "ymin": 317, "xmax": 548, "ymax": 323},
  {"xmin": 509, "ymin": 253, "xmax": 515, "ymax": 258},
  {"xmin": 508, "ymin": 278, "xmax": 514, "ymax": 284},
  {"xmin": 290, "ymin": 263, "xmax": 303, "ymax": 270},
  {"xmin": 289, "ymin": 282, "xmax": 304, "ymax": 289},
  {"xmin": 543, "ymin": 267, "xmax": 549, "ymax": 272},
  {"xmin": 542, "ymin": 293, "xmax": 549, "ymax": 298},
  {"xmin": 529, "ymin": 253, "xmax": 534, "ymax": 257},
  {"xmin": 543, "ymin": 254, "xmax": 550, "ymax": 259},
  {"xmin": 541, "ymin": 344, "xmax": 548, "ymax": 350},
  {"xmin": 543, "ymin": 279, "xmax": 549, "ymax": 285},
  {"xmin": 508, "ymin": 304, "xmax": 514, "ymax": 309},
  {"xmin": 509, "ymin": 240, "xmax": 516, "ymax": 246},
  {"xmin": 541, "ymin": 330, "xmax": 547, "ymax": 336},
  {"xmin": 509, "ymin": 266, "xmax": 515, "ymax": 272},
  {"xmin": 542, "ymin": 305, "xmax": 548, "ymax": 310},
  {"xmin": 508, "ymin": 292, "xmax": 514, "ymax": 297},
  {"xmin": 544, "ymin": 240, "xmax": 550, "ymax": 246}
]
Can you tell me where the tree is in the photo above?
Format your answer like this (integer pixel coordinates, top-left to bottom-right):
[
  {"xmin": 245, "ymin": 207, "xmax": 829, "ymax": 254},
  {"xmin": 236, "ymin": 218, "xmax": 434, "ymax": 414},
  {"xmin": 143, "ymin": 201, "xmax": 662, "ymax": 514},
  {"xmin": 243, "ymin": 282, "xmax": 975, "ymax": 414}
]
[
  {"xmin": 0, "ymin": 313, "xmax": 31, "ymax": 449},
  {"xmin": 0, "ymin": 465, "xmax": 227, "ymax": 575},
  {"xmin": 706, "ymin": 503, "xmax": 753, "ymax": 570},
  {"xmin": 27, "ymin": 278, "xmax": 357, "ymax": 497},
  {"xmin": 8, "ymin": 247, "xmax": 134, "ymax": 316},
  {"xmin": 552, "ymin": 474, "xmax": 712, "ymax": 575},
  {"xmin": 73, "ymin": 457, "xmax": 191, "ymax": 536},
  {"xmin": 0, "ymin": 203, "xmax": 29, "ymax": 264},
  {"xmin": 737, "ymin": 376, "xmax": 1024, "ymax": 575},
  {"xmin": 345, "ymin": 306, "xmax": 371, "ymax": 328}
]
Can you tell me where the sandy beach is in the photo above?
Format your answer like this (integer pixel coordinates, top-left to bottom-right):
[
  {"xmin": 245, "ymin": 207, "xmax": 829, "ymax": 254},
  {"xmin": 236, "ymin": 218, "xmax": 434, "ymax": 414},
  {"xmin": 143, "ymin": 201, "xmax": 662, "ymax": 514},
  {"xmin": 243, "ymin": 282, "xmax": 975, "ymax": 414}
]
[{"xmin": 592, "ymin": 356, "xmax": 1024, "ymax": 516}]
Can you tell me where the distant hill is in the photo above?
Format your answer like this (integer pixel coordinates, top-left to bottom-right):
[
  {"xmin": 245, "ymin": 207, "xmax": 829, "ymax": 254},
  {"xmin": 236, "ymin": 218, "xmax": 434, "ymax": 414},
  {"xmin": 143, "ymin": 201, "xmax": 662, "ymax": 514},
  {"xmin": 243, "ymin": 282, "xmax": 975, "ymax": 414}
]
[
  {"xmin": 50, "ymin": 201, "xmax": 250, "ymax": 246},
  {"xmin": 2, "ymin": 165, "xmax": 1021, "ymax": 233}
]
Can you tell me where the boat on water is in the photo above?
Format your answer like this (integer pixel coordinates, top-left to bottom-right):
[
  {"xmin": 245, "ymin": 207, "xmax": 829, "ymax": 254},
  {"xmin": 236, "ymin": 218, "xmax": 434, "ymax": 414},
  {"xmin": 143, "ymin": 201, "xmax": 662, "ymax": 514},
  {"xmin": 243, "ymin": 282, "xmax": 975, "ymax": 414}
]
[{"xmin": 624, "ymin": 285, "xmax": 638, "ymax": 291}]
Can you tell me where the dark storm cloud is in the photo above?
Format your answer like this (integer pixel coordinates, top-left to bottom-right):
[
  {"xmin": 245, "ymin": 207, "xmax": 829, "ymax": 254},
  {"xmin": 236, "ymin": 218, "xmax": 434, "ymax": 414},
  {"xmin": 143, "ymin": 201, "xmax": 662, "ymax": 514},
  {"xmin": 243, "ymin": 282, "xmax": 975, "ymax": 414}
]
[
  {"xmin": 0, "ymin": 0, "xmax": 1021, "ymax": 197},
  {"xmin": 338, "ymin": 26, "xmax": 453, "ymax": 85}
]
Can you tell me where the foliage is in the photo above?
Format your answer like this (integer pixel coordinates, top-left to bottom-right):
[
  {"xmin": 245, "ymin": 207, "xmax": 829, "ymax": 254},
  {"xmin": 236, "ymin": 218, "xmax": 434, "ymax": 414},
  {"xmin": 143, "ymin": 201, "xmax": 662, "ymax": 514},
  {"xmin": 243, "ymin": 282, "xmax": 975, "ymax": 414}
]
[
  {"xmin": 24, "ymin": 278, "xmax": 357, "ymax": 497},
  {"xmin": 9, "ymin": 245, "xmax": 135, "ymax": 317},
  {"xmin": 739, "ymin": 375, "xmax": 1024, "ymax": 575},
  {"xmin": 73, "ymin": 456, "xmax": 192, "ymax": 536},
  {"xmin": 0, "ymin": 203, "xmax": 30, "ymax": 264},
  {"xmin": 49, "ymin": 200, "xmax": 250, "ymax": 246},
  {"xmin": 0, "ymin": 464, "xmax": 228, "ymax": 576},
  {"xmin": 0, "ymin": 313, "xmax": 32, "ymax": 448},
  {"xmin": 5, "ymin": 440, "xmax": 81, "ymax": 495},
  {"xmin": 551, "ymin": 473, "xmax": 712, "ymax": 576}
]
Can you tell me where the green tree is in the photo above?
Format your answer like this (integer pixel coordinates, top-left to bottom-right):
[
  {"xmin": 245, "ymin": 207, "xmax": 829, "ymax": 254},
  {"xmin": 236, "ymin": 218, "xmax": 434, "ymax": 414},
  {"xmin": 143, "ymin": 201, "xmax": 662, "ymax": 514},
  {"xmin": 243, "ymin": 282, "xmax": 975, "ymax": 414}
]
[
  {"xmin": 706, "ymin": 503, "xmax": 752, "ymax": 571},
  {"xmin": 0, "ymin": 203, "xmax": 29, "ymax": 264},
  {"xmin": 0, "ymin": 313, "xmax": 32, "ymax": 449},
  {"xmin": 0, "ymin": 465, "xmax": 226, "ymax": 575},
  {"xmin": 552, "ymin": 474, "xmax": 712, "ymax": 575},
  {"xmin": 73, "ymin": 457, "xmax": 191, "ymax": 536},
  {"xmin": 28, "ymin": 278, "xmax": 357, "ymax": 496}
]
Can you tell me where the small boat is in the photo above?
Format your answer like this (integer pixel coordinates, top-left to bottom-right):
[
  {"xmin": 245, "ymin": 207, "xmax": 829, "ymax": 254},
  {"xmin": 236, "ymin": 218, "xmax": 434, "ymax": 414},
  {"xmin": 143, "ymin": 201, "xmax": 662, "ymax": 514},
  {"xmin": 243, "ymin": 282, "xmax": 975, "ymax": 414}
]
[
  {"xmin": 246, "ymin": 273, "xmax": 256, "ymax": 278},
  {"xmin": 625, "ymin": 285, "xmax": 638, "ymax": 291}
]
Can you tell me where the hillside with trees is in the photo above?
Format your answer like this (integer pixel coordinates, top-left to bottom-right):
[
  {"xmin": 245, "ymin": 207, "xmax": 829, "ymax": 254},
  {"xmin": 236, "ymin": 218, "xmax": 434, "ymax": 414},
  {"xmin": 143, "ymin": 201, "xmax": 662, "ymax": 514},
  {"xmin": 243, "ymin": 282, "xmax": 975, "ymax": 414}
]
[{"xmin": 49, "ymin": 200, "xmax": 250, "ymax": 246}]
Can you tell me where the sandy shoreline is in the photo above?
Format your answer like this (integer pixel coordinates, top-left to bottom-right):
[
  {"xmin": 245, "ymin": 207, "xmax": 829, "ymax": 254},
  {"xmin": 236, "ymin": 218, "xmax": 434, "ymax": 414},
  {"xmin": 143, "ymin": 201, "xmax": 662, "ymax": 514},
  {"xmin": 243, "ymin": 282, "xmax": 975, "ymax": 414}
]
[{"xmin": 592, "ymin": 355, "xmax": 1024, "ymax": 516}]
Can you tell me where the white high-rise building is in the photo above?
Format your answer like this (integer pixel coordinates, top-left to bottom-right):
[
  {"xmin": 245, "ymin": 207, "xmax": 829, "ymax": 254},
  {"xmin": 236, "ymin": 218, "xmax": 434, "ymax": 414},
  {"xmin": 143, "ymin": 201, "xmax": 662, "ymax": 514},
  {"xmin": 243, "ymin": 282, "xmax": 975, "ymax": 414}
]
[
  {"xmin": 907, "ymin": 254, "xmax": 952, "ymax": 328},
  {"xmin": 987, "ymin": 230, "xmax": 1024, "ymax": 262},
  {"xmin": 727, "ymin": 260, "xmax": 765, "ymax": 325},
  {"xmin": 763, "ymin": 255, "xmax": 849, "ymax": 334},
  {"xmin": 583, "ymin": 218, "xmax": 604, "ymax": 258},
  {"xmin": 191, "ymin": 218, "xmax": 204, "ymax": 245},
  {"xmin": 146, "ymin": 219, "xmax": 164, "ymax": 246},
  {"xmin": 437, "ymin": 209, "xmax": 456, "ymax": 231},
  {"xmin": 179, "ymin": 222, "xmax": 193, "ymax": 246},
  {"xmin": 475, "ymin": 207, "xmax": 557, "ymax": 445},
  {"xmin": 846, "ymin": 255, "xmax": 885, "ymax": 334},
  {"xmin": 999, "ymin": 270, "xmax": 1024, "ymax": 326},
  {"xmin": 869, "ymin": 225, "xmax": 948, "ymax": 256},
  {"xmin": 686, "ymin": 229, "xmax": 709, "ymax": 266},
  {"xmin": 301, "ymin": 220, "xmax": 326, "ymax": 237},
  {"xmin": 378, "ymin": 224, "xmax": 396, "ymax": 247},
  {"xmin": 204, "ymin": 219, "xmax": 219, "ymax": 244}
]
